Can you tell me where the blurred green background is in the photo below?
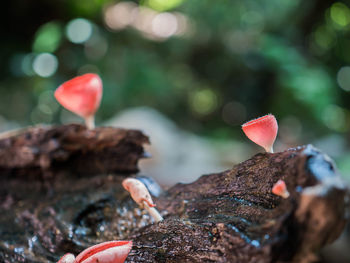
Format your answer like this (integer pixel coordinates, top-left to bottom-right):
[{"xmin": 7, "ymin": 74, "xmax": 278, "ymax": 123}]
[{"xmin": 1, "ymin": 0, "xmax": 350, "ymax": 179}]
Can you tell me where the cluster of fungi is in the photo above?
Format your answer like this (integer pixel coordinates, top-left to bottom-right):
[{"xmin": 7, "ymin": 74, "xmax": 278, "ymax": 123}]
[{"xmin": 55, "ymin": 73, "xmax": 290, "ymax": 262}]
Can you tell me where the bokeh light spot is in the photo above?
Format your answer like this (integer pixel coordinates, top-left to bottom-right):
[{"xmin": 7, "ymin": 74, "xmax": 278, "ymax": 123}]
[
  {"xmin": 66, "ymin": 18, "xmax": 93, "ymax": 44},
  {"xmin": 313, "ymin": 26, "xmax": 335, "ymax": 49},
  {"xmin": 191, "ymin": 89, "xmax": 218, "ymax": 115},
  {"xmin": 33, "ymin": 53, "xmax": 58, "ymax": 78},
  {"xmin": 104, "ymin": 3, "xmax": 189, "ymax": 41},
  {"xmin": 142, "ymin": 0, "xmax": 184, "ymax": 12},
  {"xmin": 322, "ymin": 104, "xmax": 348, "ymax": 132},
  {"xmin": 337, "ymin": 66, "xmax": 350, "ymax": 91},
  {"xmin": 152, "ymin": 12, "xmax": 178, "ymax": 38},
  {"xmin": 32, "ymin": 22, "xmax": 62, "ymax": 53},
  {"xmin": 104, "ymin": 1, "xmax": 137, "ymax": 31},
  {"xmin": 21, "ymin": 53, "xmax": 36, "ymax": 76},
  {"xmin": 330, "ymin": 2, "xmax": 350, "ymax": 27},
  {"xmin": 132, "ymin": 7, "xmax": 157, "ymax": 37}
]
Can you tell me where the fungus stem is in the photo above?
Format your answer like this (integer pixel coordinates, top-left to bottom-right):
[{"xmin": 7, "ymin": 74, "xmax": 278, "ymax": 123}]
[
  {"xmin": 85, "ymin": 115, "xmax": 95, "ymax": 130},
  {"xmin": 122, "ymin": 178, "xmax": 164, "ymax": 223},
  {"xmin": 143, "ymin": 201, "xmax": 163, "ymax": 222}
]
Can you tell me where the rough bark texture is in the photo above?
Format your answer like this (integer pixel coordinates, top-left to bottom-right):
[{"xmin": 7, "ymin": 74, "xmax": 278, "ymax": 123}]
[
  {"xmin": 0, "ymin": 124, "xmax": 149, "ymax": 178},
  {"xmin": 0, "ymin": 131, "xmax": 348, "ymax": 263},
  {"xmin": 127, "ymin": 145, "xmax": 349, "ymax": 263}
]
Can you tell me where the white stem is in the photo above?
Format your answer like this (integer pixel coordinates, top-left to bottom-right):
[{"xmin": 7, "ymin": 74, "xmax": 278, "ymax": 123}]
[
  {"xmin": 143, "ymin": 201, "xmax": 163, "ymax": 223},
  {"xmin": 265, "ymin": 146, "xmax": 274, "ymax": 153},
  {"xmin": 85, "ymin": 115, "xmax": 95, "ymax": 130},
  {"xmin": 281, "ymin": 190, "xmax": 290, "ymax": 199}
]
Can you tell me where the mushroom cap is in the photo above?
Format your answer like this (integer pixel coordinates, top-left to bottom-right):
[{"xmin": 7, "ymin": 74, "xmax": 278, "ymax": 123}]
[
  {"xmin": 75, "ymin": 240, "xmax": 132, "ymax": 263},
  {"xmin": 57, "ymin": 253, "xmax": 75, "ymax": 263},
  {"xmin": 55, "ymin": 73, "xmax": 102, "ymax": 119},
  {"xmin": 242, "ymin": 114, "xmax": 278, "ymax": 152}
]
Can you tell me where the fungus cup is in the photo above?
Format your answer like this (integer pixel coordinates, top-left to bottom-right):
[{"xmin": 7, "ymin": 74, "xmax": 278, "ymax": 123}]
[
  {"xmin": 272, "ymin": 179, "xmax": 290, "ymax": 199},
  {"xmin": 242, "ymin": 114, "xmax": 278, "ymax": 153},
  {"xmin": 122, "ymin": 178, "xmax": 163, "ymax": 222},
  {"xmin": 55, "ymin": 73, "xmax": 102, "ymax": 129},
  {"xmin": 57, "ymin": 241, "xmax": 132, "ymax": 263}
]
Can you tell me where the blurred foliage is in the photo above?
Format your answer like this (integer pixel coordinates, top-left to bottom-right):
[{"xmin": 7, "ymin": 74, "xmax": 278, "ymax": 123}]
[{"xmin": 1, "ymin": 0, "xmax": 350, "ymax": 176}]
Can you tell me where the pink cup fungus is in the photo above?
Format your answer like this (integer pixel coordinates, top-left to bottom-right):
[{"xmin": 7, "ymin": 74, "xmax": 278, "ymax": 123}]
[
  {"xmin": 122, "ymin": 178, "xmax": 163, "ymax": 223},
  {"xmin": 272, "ymin": 179, "xmax": 290, "ymax": 199},
  {"xmin": 242, "ymin": 114, "xmax": 278, "ymax": 153},
  {"xmin": 57, "ymin": 240, "xmax": 132, "ymax": 263},
  {"xmin": 55, "ymin": 73, "xmax": 103, "ymax": 129}
]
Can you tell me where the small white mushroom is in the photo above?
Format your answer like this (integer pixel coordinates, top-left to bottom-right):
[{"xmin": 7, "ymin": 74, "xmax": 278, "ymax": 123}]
[{"xmin": 122, "ymin": 178, "xmax": 163, "ymax": 222}]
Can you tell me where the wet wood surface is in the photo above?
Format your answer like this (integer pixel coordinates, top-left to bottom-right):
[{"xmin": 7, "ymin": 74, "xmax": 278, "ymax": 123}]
[
  {"xmin": 128, "ymin": 145, "xmax": 349, "ymax": 263},
  {"xmin": 0, "ymin": 125, "xmax": 348, "ymax": 263}
]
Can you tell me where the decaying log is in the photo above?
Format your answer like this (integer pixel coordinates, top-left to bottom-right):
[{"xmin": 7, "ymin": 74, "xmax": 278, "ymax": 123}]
[
  {"xmin": 127, "ymin": 145, "xmax": 349, "ymax": 263},
  {"xmin": 0, "ymin": 141, "xmax": 348, "ymax": 263},
  {"xmin": 0, "ymin": 124, "xmax": 149, "ymax": 177}
]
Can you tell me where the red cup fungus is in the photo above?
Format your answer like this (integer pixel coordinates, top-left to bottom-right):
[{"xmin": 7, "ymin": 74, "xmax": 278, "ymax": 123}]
[
  {"xmin": 272, "ymin": 179, "xmax": 290, "ymax": 199},
  {"xmin": 55, "ymin": 73, "xmax": 102, "ymax": 129},
  {"xmin": 242, "ymin": 114, "xmax": 278, "ymax": 153},
  {"xmin": 57, "ymin": 240, "xmax": 132, "ymax": 263}
]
